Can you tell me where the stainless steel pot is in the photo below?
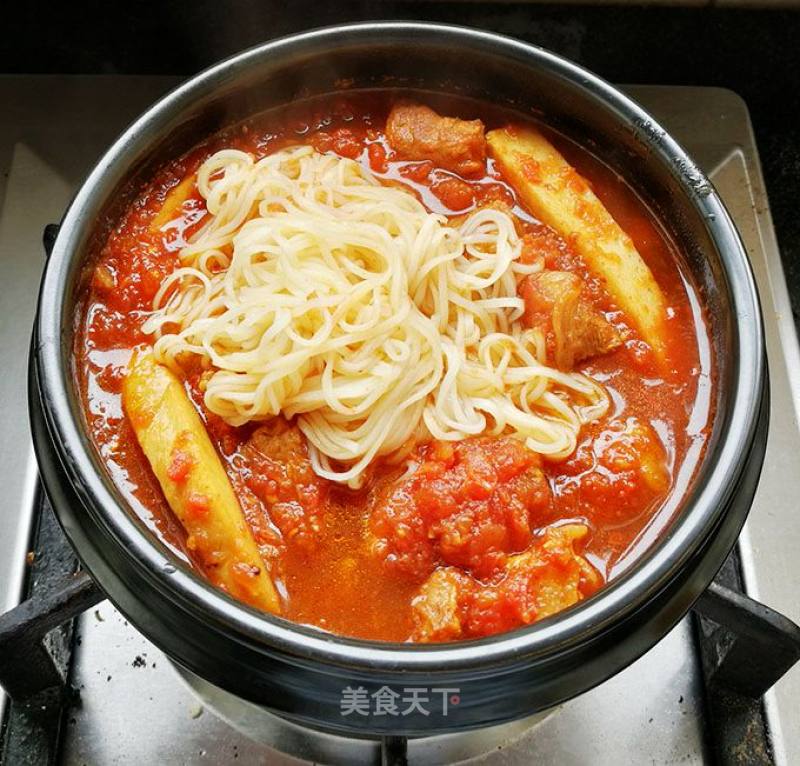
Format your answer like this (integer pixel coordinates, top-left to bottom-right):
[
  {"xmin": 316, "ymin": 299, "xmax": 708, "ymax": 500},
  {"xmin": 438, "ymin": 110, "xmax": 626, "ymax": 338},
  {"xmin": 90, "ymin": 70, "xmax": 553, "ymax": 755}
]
[{"xmin": 30, "ymin": 22, "xmax": 767, "ymax": 737}]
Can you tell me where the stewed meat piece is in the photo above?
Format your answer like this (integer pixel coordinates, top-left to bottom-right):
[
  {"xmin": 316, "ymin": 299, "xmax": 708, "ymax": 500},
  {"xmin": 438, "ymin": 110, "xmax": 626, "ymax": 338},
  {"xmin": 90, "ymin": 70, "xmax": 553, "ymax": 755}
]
[
  {"xmin": 521, "ymin": 270, "xmax": 620, "ymax": 370},
  {"xmin": 240, "ymin": 420, "xmax": 327, "ymax": 551},
  {"xmin": 410, "ymin": 568, "xmax": 471, "ymax": 643},
  {"xmin": 410, "ymin": 524, "xmax": 600, "ymax": 642},
  {"xmin": 386, "ymin": 102, "xmax": 486, "ymax": 177}
]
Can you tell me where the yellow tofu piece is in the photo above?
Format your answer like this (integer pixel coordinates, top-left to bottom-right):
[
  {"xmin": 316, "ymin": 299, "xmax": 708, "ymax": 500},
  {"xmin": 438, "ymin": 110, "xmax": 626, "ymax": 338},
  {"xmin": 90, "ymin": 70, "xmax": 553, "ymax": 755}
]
[
  {"xmin": 149, "ymin": 174, "xmax": 196, "ymax": 233},
  {"xmin": 487, "ymin": 126, "xmax": 668, "ymax": 360},
  {"xmin": 122, "ymin": 351, "xmax": 280, "ymax": 614}
]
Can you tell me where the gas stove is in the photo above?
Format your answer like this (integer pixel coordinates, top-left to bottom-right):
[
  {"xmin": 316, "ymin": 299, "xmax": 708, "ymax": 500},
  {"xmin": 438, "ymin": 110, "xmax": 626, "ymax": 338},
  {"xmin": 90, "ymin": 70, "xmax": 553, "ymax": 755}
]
[{"xmin": 0, "ymin": 77, "xmax": 798, "ymax": 765}]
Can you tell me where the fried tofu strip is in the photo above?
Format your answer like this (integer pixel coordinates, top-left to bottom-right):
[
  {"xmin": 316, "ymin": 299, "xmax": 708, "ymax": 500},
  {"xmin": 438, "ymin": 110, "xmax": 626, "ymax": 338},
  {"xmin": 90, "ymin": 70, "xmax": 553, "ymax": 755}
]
[
  {"xmin": 122, "ymin": 351, "xmax": 280, "ymax": 614},
  {"xmin": 487, "ymin": 126, "xmax": 668, "ymax": 359},
  {"xmin": 149, "ymin": 174, "xmax": 196, "ymax": 233}
]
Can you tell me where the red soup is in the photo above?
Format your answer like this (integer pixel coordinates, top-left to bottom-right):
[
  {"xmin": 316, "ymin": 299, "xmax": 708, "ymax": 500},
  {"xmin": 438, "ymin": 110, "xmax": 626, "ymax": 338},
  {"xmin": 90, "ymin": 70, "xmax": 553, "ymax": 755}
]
[{"xmin": 76, "ymin": 93, "xmax": 714, "ymax": 642}]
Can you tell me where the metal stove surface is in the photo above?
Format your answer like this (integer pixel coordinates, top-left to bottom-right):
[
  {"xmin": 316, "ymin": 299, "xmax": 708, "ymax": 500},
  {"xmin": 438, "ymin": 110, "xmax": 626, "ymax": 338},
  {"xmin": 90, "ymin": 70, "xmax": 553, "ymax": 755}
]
[{"xmin": 1, "ymin": 77, "xmax": 798, "ymax": 765}]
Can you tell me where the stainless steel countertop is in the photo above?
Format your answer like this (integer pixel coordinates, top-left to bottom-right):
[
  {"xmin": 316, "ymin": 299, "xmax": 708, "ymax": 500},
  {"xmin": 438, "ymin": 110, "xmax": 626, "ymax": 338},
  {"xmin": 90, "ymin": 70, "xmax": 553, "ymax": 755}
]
[{"xmin": 0, "ymin": 77, "xmax": 798, "ymax": 765}]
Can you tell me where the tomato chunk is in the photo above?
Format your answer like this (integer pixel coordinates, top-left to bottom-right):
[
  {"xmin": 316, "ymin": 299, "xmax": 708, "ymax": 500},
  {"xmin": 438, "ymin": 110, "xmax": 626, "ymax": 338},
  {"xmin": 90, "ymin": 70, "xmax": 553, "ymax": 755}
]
[
  {"xmin": 371, "ymin": 436, "xmax": 551, "ymax": 580},
  {"xmin": 167, "ymin": 437, "xmax": 195, "ymax": 483}
]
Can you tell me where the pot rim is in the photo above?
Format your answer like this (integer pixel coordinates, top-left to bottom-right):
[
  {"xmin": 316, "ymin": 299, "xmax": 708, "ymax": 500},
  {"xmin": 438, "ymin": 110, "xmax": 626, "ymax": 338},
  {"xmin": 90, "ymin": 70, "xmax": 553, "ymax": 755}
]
[{"xmin": 36, "ymin": 21, "xmax": 764, "ymax": 673}]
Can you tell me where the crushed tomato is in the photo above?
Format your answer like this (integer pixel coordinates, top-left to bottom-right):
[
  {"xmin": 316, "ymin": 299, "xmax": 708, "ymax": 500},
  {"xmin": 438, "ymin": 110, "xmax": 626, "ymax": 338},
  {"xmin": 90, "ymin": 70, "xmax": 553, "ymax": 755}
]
[{"xmin": 371, "ymin": 437, "xmax": 551, "ymax": 580}]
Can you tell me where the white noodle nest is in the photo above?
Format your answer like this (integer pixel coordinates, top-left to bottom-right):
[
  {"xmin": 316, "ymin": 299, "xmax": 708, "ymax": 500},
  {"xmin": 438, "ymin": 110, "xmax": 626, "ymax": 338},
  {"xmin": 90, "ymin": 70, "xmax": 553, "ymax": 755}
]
[{"xmin": 142, "ymin": 146, "xmax": 608, "ymax": 486}]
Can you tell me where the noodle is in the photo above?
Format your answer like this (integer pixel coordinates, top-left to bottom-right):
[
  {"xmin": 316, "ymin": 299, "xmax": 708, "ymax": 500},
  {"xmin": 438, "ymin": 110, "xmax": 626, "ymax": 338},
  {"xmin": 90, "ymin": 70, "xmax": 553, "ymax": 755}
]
[{"xmin": 142, "ymin": 146, "xmax": 608, "ymax": 486}]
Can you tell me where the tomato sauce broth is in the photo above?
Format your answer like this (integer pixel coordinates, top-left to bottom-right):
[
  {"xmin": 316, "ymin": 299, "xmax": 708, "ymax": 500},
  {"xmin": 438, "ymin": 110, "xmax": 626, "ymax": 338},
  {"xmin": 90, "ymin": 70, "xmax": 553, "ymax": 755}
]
[{"xmin": 76, "ymin": 92, "xmax": 713, "ymax": 641}]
